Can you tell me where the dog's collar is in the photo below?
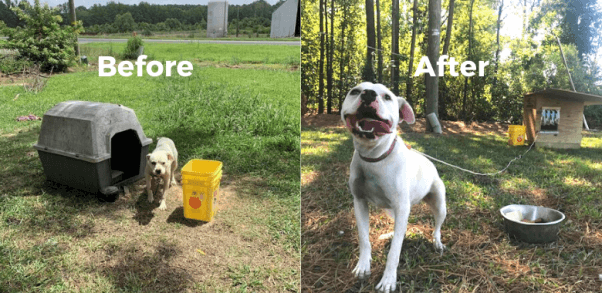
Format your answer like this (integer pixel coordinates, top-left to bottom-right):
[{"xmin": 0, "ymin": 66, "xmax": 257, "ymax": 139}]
[{"xmin": 358, "ymin": 138, "xmax": 397, "ymax": 163}]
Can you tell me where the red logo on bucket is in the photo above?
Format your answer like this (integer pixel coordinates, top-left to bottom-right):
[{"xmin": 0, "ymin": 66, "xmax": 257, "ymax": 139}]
[
  {"xmin": 517, "ymin": 136, "xmax": 523, "ymax": 142},
  {"xmin": 189, "ymin": 191, "xmax": 203, "ymax": 209},
  {"xmin": 189, "ymin": 197, "xmax": 202, "ymax": 209}
]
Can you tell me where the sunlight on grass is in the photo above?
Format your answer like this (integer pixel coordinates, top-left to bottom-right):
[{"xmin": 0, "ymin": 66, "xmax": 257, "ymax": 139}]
[
  {"xmin": 301, "ymin": 129, "xmax": 349, "ymax": 186},
  {"xmin": 563, "ymin": 176, "xmax": 594, "ymax": 187},
  {"xmin": 500, "ymin": 177, "xmax": 533, "ymax": 191}
]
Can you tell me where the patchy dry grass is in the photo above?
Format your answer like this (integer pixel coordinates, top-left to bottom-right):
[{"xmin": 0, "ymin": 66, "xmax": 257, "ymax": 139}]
[
  {"xmin": 301, "ymin": 115, "xmax": 602, "ymax": 292},
  {"xmin": 0, "ymin": 128, "xmax": 299, "ymax": 293}
]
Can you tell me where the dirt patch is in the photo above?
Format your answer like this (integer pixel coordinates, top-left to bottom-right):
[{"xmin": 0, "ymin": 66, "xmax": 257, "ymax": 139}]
[
  {"xmin": 195, "ymin": 60, "xmax": 298, "ymax": 71},
  {"xmin": 0, "ymin": 73, "xmax": 28, "ymax": 86},
  {"xmin": 67, "ymin": 176, "xmax": 299, "ymax": 292},
  {"xmin": 302, "ymin": 113, "xmax": 510, "ymax": 137}
]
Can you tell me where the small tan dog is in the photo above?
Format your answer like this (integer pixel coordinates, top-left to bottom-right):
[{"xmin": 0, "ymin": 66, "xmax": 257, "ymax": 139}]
[{"xmin": 145, "ymin": 137, "xmax": 178, "ymax": 210}]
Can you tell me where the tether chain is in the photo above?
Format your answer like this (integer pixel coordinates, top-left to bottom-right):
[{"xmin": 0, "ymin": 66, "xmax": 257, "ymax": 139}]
[{"xmin": 411, "ymin": 135, "xmax": 538, "ymax": 176}]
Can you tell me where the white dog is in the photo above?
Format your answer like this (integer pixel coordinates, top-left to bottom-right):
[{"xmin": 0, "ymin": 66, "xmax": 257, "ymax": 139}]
[
  {"xmin": 341, "ymin": 82, "xmax": 447, "ymax": 293},
  {"xmin": 145, "ymin": 137, "xmax": 178, "ymax": 210}
]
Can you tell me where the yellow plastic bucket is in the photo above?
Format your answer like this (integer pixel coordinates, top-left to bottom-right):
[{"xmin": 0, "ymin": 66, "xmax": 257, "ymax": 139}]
[
  {"xmin": 508, "ymin": 125, "xmax": 526, "ymax": 146},
  {"xmin": 181, "ymin": 159, "xmax": 223, "ymax": 222}
]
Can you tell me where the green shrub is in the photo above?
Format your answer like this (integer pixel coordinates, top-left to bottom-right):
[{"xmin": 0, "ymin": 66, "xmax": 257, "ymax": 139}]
[
  {"xmin": 585, "ymin": 105, "xmax": 602, "ymax": 129},
  {"xmin": 122, "ymin": 35, "xmax": 143, "ymax": 59},
  {"xmin": 0, "ymin": 0, "xmax": 82, "ymax": 73},
  {"xmin": 142, "ymin": 28, "xmax": 153, "ymax": 36},
  {"xmin": 0, "ymin": 54, "xmax": 33, "ymax": 74}
]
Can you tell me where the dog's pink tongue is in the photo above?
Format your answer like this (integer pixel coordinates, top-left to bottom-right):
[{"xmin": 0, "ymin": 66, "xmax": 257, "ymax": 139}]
[{"xmin": 362, "ymin": 120, "xmax": 391, "ymax": 134}]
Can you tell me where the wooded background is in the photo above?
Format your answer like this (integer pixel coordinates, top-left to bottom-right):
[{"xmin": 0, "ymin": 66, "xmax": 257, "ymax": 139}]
[
  {"xmin": 301, "ymin": 0, "xmax": 602, "ymax": 127},
  {"xmin": 1, "ymin": 0, "xmax": 284, "ymax": 35}
]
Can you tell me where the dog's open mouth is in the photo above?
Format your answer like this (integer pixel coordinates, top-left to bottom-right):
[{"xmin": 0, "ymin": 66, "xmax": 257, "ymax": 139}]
[{"xmin": 344, "ymin": 112, "xmax": 393, "ymax": 139}]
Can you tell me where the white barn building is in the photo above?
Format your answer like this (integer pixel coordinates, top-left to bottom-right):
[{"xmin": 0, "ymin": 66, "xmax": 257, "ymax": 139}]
[
  {"xmin": 207, "ymin": 1, "xmax": 229, "ymax": 38},
  {"xmin": 270, "ymin": 0, "xmax": 300, "ymax": 38}
]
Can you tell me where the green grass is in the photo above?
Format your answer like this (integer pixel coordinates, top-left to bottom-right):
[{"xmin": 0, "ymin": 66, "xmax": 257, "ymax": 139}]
[
  {"xmin": 80, "ymin": 42, "xmax": 300, "ymax": 65},
  {"xmin": 0, "ymin": 43, "xmax": 300, "ymax": 292},
  {"xmin": 302, "ymin": 123, "xmax": 602, "ymax": 292}
]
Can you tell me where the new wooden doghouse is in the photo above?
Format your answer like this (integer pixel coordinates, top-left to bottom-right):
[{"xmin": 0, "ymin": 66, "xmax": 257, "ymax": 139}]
[{"xmin": 523, "ymin": 89, "xmax": 602, "ymax": 149}]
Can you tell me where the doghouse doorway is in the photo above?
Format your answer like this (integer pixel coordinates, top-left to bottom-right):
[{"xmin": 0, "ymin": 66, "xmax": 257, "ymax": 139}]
[{"xmin": 111, "ymin": 129, "xmax": 142, "ymax": 184}]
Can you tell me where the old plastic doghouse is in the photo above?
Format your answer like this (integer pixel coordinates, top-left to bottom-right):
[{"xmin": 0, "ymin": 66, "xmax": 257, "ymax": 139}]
[{"xmin": 34, "ymin": 101, "xmax": 152, "ymax": 196}]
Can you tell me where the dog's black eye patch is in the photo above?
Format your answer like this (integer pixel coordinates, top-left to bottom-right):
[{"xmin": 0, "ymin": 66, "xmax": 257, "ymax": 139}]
[
  {"xmin": 349, "ymin": 89, "xmax": 361, "ymax": 96},
  {"xmin": 152, "ymin": 162, "xmax": 156, "ymax": 165},
  {"xmin": 384, "ymin": 94, "xmax": 392, "ymax": 101}
]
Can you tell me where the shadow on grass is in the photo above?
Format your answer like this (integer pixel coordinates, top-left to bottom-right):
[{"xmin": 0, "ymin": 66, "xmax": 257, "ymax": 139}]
[
  {"xmin": 166, "ymin": 207, "xmax": 208, "ymax": 227},
  {"xmin": 95, "ymin": 240, "xmax": 193, "ymax": 293},
  {"xmin": 133, "ymin": 191, "xmax": 156, "ymax": 226},
  {"xmin": 0, "ymin": 125, "xmax": 46, "ymax": 196},
  {"xmin": 301, "ymin": 126, "xmax": 361, "ymax": 292}
]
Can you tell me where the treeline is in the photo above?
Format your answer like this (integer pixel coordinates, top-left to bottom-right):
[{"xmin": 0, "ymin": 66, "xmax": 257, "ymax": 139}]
[
  {"xmin": 0, "ymin": 2, "xmax": 20, "ymax": 26},
  {"xmin": 2, "ymin": 0, "xmax": 284, "ymax": 35},
  {"xmin": 302, "ymin": 0, "xmax": 602, "ymax": 125}
]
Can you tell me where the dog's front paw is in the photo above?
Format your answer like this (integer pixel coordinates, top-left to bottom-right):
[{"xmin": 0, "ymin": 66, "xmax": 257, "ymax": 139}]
[
  {"xmin": 352, "ymin": 258, "xmax": 371, "ymax": 280},
  {"xmin": 434, "ymin": 241, "xmax": 447, "ymax": 254},
  {"xmin": 159, "ymin": 201, "xmax": 167, "ymax": 210},
  {"xmin": 375, "ymin": 272, "xmax": 397, "ymax": 293},
  {"xmin": 147, "ymin": 191, "xmax": 154, "ymax": 203}
]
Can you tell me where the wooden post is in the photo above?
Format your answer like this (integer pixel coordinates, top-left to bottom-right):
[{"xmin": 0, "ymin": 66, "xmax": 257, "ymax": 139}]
[{"xmin": 69, "ymin": 0, "xmax": 79, "ymax": 57}]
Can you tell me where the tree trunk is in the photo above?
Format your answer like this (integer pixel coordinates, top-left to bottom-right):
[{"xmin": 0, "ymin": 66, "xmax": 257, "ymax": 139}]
[
  {"xmin": 327, "ymin": 0, "xmax": 335, "ymax": 114},
  {"xmin": 439, "ymin": 0, "xmax": 455, "ymax": 119},
  {"xmin": 391, "ymin": 0, "xmax": 399, "ymax": 95},
  {"xmin": 522, "ymin": 0, "xmax": 527, "ymax": 38},
  {"xmin": 425, "ymin": 0, "xmax": 441, "ymax": 132},
  {"xmin": 442, "ymin": 0, "xmax": 454, "ymax": 56},
  {"xmin": 318, "ymin": 0, "xmax": 325, "ymax": 114},
  {"xmin": 69, "ymin": 0, "xmax": 79, "ymax": 56},
  {"xmin": 493, "ymin": 0, "xmax": 503, "ymax": 87},
  {"xmin": 363, "ymin": 0, "xmax": 376, "ymax": 82},
  {"xmin": 376, "ymin": 0, "xmax": 383, "ymax": 83},
  {"xmin": 462, "ymin": 0, "xmax": 475, "ymax": 121},
  {"xmin": 406, "ymin": 0, "xmax": 418, "ymax": 104},
  {"xmin": 236, "ymin": 6, "xmax": 240, "ymax": 37},
  {"xmin": 338, "ymin": 4, "xmax": 348, "ymax": 113}
]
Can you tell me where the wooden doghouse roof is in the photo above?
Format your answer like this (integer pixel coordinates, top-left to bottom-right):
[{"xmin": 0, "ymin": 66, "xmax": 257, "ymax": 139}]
[{"xmin": 525, "ymin": 89, "xmax": 602, "ymax": 106}]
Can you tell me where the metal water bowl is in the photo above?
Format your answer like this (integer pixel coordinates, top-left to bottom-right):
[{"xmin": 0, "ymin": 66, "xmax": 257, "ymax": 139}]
[{"xmin": 500, "ymin": 204, "xmax": 565, "ymax": 243}]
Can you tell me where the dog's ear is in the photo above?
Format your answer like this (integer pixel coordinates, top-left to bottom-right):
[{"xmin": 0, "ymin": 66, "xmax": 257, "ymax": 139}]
[
  {"xmin": 146, "ymin": 154, "xmax": 151, "ymax": 161},
  {"xmin": 167, "ymin": 154, "xmax": 173, "ymax": 162},
  {"xmin": 398, "ymin": 96, "xmax": 416, "ymax": 124}
]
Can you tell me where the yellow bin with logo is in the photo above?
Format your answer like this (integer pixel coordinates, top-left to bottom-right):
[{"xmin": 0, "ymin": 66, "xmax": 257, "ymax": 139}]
[
  {"xmin": 181, "ymin": 159, "xmax": 223, "ymax": 222},
  {"xmin": 508, "ymin": 125, "xmax": 526, "ymax": 146}
]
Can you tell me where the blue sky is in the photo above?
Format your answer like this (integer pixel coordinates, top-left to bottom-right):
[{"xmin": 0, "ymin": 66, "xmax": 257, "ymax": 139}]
[{"xmin": 42, "ymin": 0, "xmax": 280, "ymax": 8}]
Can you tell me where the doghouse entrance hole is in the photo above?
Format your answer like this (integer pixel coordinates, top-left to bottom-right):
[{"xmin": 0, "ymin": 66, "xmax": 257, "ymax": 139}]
[{"xmin": 111, "ymin": 130, "xmax": 141, "ymax": 184}]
